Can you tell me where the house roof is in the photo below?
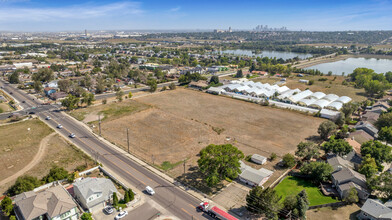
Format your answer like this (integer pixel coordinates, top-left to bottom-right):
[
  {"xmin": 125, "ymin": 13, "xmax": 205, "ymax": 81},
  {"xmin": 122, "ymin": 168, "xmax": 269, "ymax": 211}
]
[
  {"xmin": 332, "ymin": 167, "xmax": 367, "ymax": 188},
  {"xmin": 73, "ymin": 178, "xmax": 118, "ymax": 209},
  {"xmin": 239, "ymin": 161, "xmax": 273, "ymax": 185},
  {"xmin": 361, "ymin": 199, "xmax": 392, "ymax": 219},
  {"xmin": 355, "ymin": 121, "xmax": 379, "ymax": 137},
  {"xmin": 327, "ymin": 155, "xmax": 353, "ymax": 172},
  {"xmin": 251, "ymin": 154, "xmax": 267, "ymax": 162},
  {"xmin": 14, "ymin": 185, "xmax": 77, "ymax": 220},
  {"xmin": 348, "ymin": 130, "xmax": 374, "ymax": 144}
]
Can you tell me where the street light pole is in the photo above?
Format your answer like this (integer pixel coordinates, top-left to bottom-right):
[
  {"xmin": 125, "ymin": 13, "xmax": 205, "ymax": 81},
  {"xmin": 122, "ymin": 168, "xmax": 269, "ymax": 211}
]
[
  {"xmin": 127, "ymin": 128, "xmax": 130, "ymax": 154},
  {"xmin": 98, "ymin": 114, "xmax": 101, "ymax": 136}
]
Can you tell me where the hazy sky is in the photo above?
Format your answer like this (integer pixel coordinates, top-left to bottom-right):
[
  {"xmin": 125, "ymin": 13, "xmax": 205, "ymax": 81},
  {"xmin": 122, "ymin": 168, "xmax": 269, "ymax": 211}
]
[{"xmin": 1, "ymin": 0, "xmax": 392, "ymax": 31}]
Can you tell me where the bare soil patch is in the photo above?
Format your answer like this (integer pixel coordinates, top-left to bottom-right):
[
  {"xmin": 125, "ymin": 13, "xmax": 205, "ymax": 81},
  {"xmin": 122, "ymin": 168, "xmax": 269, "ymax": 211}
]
[
  {"xmin": 95, "ymin": 89, "xmax": 323, "ymax": 185},
  {"xmin": 306, "ymin": 204, "xmax": 360, "ymax": 220}
]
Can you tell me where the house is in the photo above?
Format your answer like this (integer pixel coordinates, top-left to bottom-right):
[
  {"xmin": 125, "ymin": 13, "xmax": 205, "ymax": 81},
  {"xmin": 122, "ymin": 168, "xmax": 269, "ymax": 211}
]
[
  {"xmin": 362, "ymin": 111, "xmax": 381, "ymax": 125},
  {"xmin": 46, "ymin": 80, "xmax": 59, "ymax": 89},
  {"xmin": 251, "ymin": 154, "xmax": 267, "ymax": 165},
  {"xmin": 331, "ymin": 167, "xmax": 369, "ymax": 200},
  {"xmin": 349, "ymin": 130, "xmax": 374, "ymax": 144},
  {"xmin": 14, "ymin": 185, "xmax": 80, "ymax": 220},
  {"xmin": 50, "ymin": 92, "xmax": 67, "ymax": 100},
  {"xmin": 73, "ymin": 178, "xmax": 118, "ymax": 212},
  {"xmin": 355, "ymin": 121, "xmax": 379, "ymax": 138},
  {"xmin": 44, "ymin": 87, "xmax": 56, "ymax": 96},
  {"xmin": 238, "ymin": 161, "xmax": 273, "ymax": 187},
  {"xmin": 327, "ymin": 151, "xmax": 362, "ymax": 172},
  {"xmin": 357, "ymin": 199, "xmax": 392, "ymax": 220},
  {"xmin": 188, "ymin": 80, "xmax": 208, "ymax": 90}
]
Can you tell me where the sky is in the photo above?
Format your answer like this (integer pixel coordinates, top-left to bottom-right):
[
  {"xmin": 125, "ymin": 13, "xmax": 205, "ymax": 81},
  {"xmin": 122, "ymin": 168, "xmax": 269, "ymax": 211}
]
[{"xmin": 0, "ymin": 0, "xmax": 392, "ymax": 32}]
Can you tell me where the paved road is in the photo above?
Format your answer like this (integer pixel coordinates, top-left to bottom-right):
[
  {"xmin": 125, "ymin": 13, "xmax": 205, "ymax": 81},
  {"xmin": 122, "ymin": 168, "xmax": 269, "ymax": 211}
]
[
  {"xmin": 124, "ymin": 202, "xmax": 160, "ymax": 220},
  {"xmin": 0, "ymin": 79, "xmax": 207, "ymax": 220}
]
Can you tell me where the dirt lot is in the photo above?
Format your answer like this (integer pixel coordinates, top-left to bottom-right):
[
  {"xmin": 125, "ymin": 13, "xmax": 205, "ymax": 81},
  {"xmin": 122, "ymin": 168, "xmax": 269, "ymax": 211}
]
[
  {"xmin": 306, "ymin": 204, "xmax": 361, "ymax": 220},
  {"xmin": 0, "ymin": 119, "xmax": 95, "ymax": 194},
  {"xmin": 94, "ymin": 89, "xmax": 323, "ymax": 185}
]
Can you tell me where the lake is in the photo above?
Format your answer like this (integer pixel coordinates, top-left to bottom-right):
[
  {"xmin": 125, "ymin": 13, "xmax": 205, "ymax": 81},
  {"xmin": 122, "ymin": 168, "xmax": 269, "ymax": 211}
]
[
  {"xmin": 216, "ymin": 49, "xmax": 313, "ymax": 60},
  {"xmin": 305, "ymin": 57, "xmax": 392, "ymax": 75}
]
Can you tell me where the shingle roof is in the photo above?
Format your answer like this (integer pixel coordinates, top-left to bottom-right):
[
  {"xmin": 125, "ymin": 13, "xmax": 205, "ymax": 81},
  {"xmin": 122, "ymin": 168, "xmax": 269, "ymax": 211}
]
[
  {"xmin": 239, "ymin": 161, "xmax": 273, "ymax": 185},
  {"xmin": 14, "ymin": 185, "xmax": 77, "ymax": 220},
  {"xmin": 361, "ymin": 199, "xmax": 392, "ymax": 219},
  {"xmin": 73, "ymin": 178, "xmax": 118, "ymax": 209},
  {"xmin": 332, "ymin": 167, "xmax": 366, "ymax": 188}
]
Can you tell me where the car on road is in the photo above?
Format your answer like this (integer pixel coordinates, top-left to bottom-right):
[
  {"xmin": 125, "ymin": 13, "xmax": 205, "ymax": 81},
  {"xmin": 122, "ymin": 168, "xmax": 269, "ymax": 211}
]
[
  {"xmin": 104, "ymin": 206, "xmax": 114, "ymax": 214},
  {"xmin": 69, "ymin": 133, "xmax": 76, "ymax": 138},
  {"xmin": 45, "ymin": 116, "xmax": 51, "ymax": 120},
  {"xmin": 114, "ymin": 211, "xmax": 128, "ymax": 219},
  {"xmin": 57, "ymin": 124, "xmax": 63, "ymax": 129},
  {"xmin": 146, "ymin": 186, "xmax": 155, "ymax": 195},
  {"xmin": 9, "ymin": 92, "xmax": 13, "ymax": 94},
  {"xmin": 22, "ymin": 101, "xmax": 25, "ymax": 103},
  {"xmin": 28, "ymin": 111, "xmax": 35, "ymax": 115}
]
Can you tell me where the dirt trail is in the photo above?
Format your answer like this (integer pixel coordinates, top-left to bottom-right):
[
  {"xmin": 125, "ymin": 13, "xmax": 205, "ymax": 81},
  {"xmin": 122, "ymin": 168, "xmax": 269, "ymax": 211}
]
[{"xmin": 0, "ymin": 132, "xmax": 56, "ymax": 186}]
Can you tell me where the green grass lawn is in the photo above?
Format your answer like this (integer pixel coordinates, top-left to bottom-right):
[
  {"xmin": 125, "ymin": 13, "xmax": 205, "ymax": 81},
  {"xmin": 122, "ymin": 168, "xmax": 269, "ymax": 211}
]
[{"xmin": 274, "ymin": 176, "xmax": 339, "ymax": 206}]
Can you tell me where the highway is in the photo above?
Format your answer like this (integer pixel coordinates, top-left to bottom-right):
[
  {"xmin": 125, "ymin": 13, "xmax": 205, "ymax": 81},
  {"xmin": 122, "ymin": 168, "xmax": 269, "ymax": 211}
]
[{"xmin": 0, "ymin": 79, "xmax": 208, "ymax": 220}]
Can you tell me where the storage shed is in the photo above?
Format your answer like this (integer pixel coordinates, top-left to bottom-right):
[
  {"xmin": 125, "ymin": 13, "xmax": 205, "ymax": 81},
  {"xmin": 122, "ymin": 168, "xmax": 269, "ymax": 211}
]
[{"xmin": 251, "ymin": 154, "xmax": 267, "ymax": 165}]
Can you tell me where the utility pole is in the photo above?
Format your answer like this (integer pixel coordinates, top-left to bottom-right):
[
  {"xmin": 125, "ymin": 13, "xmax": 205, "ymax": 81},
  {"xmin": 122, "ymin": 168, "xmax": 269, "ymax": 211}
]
[
  {"xmin": 183, "ymin": 159, "xmax": 186, "ymax": 174},
  {"xmin": 98, "ymin": 114, "xmax": 101, "ymax": 136},
  {"xmin": 127, "ymin": 128, "xmax": 130, "ymax": 153}
]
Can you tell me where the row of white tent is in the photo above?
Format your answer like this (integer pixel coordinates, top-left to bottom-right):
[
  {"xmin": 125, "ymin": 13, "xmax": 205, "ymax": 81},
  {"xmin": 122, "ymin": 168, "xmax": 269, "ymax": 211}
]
[{"xmin": 220, "ymin": 81, "xmax": 352, "ymax": 110}]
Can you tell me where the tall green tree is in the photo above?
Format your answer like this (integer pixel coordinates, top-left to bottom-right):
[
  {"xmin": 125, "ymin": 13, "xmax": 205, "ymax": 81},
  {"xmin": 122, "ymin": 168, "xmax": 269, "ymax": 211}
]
[
  {"xmin": 42, "ymin": 166, "xmax": 69, "ymax": 183},
  {"xmin": 33, "ymin": 80, "xmax": 43, "ymax": 93},
  {"xmin": 197, "ymin": 144, "xmax": 244, "ymax": 187},
  {"xmin": 147, "ymin": 79, "xmax": 158, "ymax": 92},
  {"xmin": 367, "ymin": 172, "xmax": 392, "ymax": 199},
  {"xmin": 210, "ymin": 75, "xmax": 220, "ymax": 85},
  {"xmin": 0, "ymin": 196, "xmax": 13, "ymax": 216},
  {"xmin": 296, "ymin": 190, "xmax": 309, "ymax": 219},
  {"xmin": 282, "ymin": 153, "xmax": 296, "ymax": 168},
  {"xmin": 300, "ymin": 161, "xmax": 333, "ymax": 183},
  {"xmin": 61, "ymin": 95, "xmax": 80, "ymax": 110},
  {"xmin": 376, "ymin": 112, "xmax": 392, "ymax": 129},
  {"xmin": 318, "ymin": 121, "xmax": 337, "ymax": 140},
  {"xmin": 58, "ymin": 79, "xmax": 71, "ymax": 93},
  {"xmin": 344, "ymin": 187, "xmax": 359, "ymax": 204},
  {"xmin": 32, "ymin": 68, "xmax": 54, "ymax": 83},
  {"xmin": 361, "ymin": 140, "xmax": 392, "ymax": 170},
  {"xmin": 81, "ymin": 92, "xmax": 95, "ymax": 106},
  {"xmin": 235, "ymin": 69, "xmax": 243, "ymax": 78},
  {"xmin": 246, "ymin": 187, "xmax": 282, "ymax": 219},
  {"xmin": 358, "ymin": 154, "xmax": 378, "ymax": 178},
  {"xmin": 115, "ymin": 90, "xmax": 124, "ymax": 102},
  {"xmin": 295, "ymin": 141, "xmax": 320, "ymax": 161},
  {"xmin": 113, "ymin": 192, "xmax": 118, "ymax": 206},
  {"xmin": 8, "ymin": 176, "xmax": 41, "ymax": 195},
  {"xmin": 379, "ymin": 126, "xmax": 392, "ymax": 144},
  {"xmin": 80, "ymin": 213, "xmax": 93, "ymax": 220},
  {"xmin": 8, "ymin": 71, "xmax": 19, "ymax": 84},
  {"xmin": 323, "ymin": 138, "xmax": 352, "ymax": 156}
]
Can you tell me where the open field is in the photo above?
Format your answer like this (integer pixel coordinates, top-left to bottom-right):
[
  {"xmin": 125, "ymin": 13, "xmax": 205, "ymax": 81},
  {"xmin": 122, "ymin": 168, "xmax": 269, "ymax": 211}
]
[
  {"xmin": 0, "ymin": 119, "xmax": 95, "ymax": 194},
  {"xmin": 90, "ymin": 89, "xmax": 323, "ymax": 183},
  {"xmin": 0, "ymin": 102, "xmax": 12, "ymax": 112},
  {"xmin": 306, "ymin": 204, "xmax": 360, "ymax": 220},
  {"xmin": 274, "ymin": 176, "xmax": 339, "ymax": 206},
  {"xmin": 253, "ymin": 75, "xmax": 367, "ymax": 102}
]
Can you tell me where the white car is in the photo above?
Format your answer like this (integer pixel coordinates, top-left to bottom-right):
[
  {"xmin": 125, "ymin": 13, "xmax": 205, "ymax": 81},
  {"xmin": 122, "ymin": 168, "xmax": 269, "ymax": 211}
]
[
  {"xmin": 57, "ymin": 124, "xmax": 63, "ymax": 129},
  {"xmin": 45, "ymin": 116, "xmax": 51, "ymax": 120},
  {"xmin": 146, "ymin": 186, "xmax": 155, "ymax": 195},
  {"xmin": 115, "ymin": 211, "xmax": 128, "ymax": 219},
  {"xmin": 104, "ymin": 206, "xmax": 114, "ymax": 214},
  {"xmin": 69, "ymin": 133, "xmax": 76, "ymax": 138}
]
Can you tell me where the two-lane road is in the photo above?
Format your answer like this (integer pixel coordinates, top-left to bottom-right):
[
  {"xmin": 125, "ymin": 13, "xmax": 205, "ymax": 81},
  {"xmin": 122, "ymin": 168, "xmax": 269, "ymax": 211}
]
[{"xmin": 0, "ymin": 79, "xmax": 208, "ymax": 220}]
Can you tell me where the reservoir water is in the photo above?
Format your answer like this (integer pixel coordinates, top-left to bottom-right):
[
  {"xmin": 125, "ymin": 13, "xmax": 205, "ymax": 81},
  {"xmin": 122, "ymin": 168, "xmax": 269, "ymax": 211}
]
[
  {"xmin": 305, "ymin": 57, "xmax": 392, "ymax": 75},
  {"xmin": 216, "ymin": 49, "xmax": 313, "ymax": 60}
]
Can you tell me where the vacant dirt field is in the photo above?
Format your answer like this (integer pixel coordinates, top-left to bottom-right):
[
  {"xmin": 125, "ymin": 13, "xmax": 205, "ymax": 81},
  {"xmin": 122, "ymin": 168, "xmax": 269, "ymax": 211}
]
[
  {"xmin": 306, "ymin": 204, "xmax": 360, "ymax": 220},
  {"xmin": 96, "ymin": 89, "xmax": 324, "ymax": 179},
  {"xmin": 0, "ymin": 119, "xmax": 95, "ymax": 194}
]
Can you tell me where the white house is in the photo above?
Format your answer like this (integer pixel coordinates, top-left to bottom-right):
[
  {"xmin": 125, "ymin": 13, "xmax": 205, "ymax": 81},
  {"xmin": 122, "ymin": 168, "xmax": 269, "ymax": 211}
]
[
  {"xmin": 238, "ymin": 161, "xmax": 273, "ymax": 187},
  {"xmin": 251, "ymin": 154, "xmax": 267, "ymax": 165}
]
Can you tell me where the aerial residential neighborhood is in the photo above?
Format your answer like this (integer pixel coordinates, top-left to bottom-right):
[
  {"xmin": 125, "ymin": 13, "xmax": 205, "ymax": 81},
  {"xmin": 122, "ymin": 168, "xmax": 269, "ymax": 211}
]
[{"xmin": 1, "ymin": 1, "xmax": 392, "ymax": 220}]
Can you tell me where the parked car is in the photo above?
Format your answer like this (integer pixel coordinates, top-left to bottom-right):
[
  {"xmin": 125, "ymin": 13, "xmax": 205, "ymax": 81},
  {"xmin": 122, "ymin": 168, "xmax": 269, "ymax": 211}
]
[
  {"xmin": 45, "ymin": 116, "xmax": 51, "ymax": 120},
  {"xmin": 146, "ymin": 186, "xmax": 155, "ymax": 195},
  {"xmin": 57, "ymin": 124, "xmax": 63, "ymax": 129},
  {"xmin": 115, "ymin": 211, "xmax": 128, "ymax": 219},
  {"xmin": 28, "ymin": 111, "xmax": 35, "ymax": 115},
  {"xmin": 69, "ymin": 133, "xmax": 76, "ymax": 138},
  {"xmin": 22, "ymin": 101, "xmax": 26, "ymax": 103},
  {"xmin": 104, "ymin": 206, "xmax": 114, "ymax": 214}
]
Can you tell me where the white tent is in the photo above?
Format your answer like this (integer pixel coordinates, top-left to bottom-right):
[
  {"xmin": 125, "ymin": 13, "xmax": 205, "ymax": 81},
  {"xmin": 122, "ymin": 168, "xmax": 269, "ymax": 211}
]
[
  {"xmin": 309, "ymin": 99, "xmax": 331, "ymax": 109},
  {"xmin": 336, "ymin": 96, "xmax": 352, "ymax": 104},
  {"xmin": 289, "ymin": 90, "xmax": 313, "ymax": 103},
  {"xmin": 311, "ymin": 92, "xmax": 326, "ymax": 100},
  {"xmin": 326, "ymin": 101, "xmax": 343, "ymax": 110},
  {"xmin": 298, "ymin": 98, "xmax": 317, "ymax": 106},
  {"xmin": 323, "ymin": 94, "xmax": 339, "ymax": 102}
]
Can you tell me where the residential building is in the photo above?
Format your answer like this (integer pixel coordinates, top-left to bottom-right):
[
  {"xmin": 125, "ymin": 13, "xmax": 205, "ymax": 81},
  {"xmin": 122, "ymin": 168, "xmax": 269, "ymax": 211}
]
[
  {"xmin": 349, "ymin": 130, "xmax": 374, "ymax": 144},
  {"xmin": 44, "ymin": 87, "xmax": 56, "ymax": 96},
  {"xmin": 14, "ymin": 185, "xmax": 80, "ymax": 220},
  {"xmin": 73, "ymin": 178, "xmax": 118, "ymax": 212},
  {"xmin": 358, "ymin": 199, "xmax": 392, "ymax": 220},
  {"xmin": 238, "ymin": 161, "xmax": 273, "ymax": 187},
  {"xmin": 251, "ymin": 154, "xmax": 267, "ymax": 165},
  {"xmin": 331, "ymin": 167, "xmax": 369, "ymax": 200},
  {"xmin": 355, "ymin": 121, "xmax": 379, "ymax": 138}
]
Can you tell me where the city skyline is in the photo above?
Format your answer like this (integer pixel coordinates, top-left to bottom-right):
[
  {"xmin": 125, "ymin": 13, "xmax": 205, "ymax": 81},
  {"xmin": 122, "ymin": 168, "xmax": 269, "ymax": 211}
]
[{"xmin": 0, "ymin": 0, "xmax": 392, "ymax": 32}]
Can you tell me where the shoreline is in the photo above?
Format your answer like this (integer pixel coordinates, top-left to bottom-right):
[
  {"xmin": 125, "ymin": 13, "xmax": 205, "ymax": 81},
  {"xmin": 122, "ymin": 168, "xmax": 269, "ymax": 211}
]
[{"xmin": 293, "ymin": 54, "xmax": 392, "ymax": 69}]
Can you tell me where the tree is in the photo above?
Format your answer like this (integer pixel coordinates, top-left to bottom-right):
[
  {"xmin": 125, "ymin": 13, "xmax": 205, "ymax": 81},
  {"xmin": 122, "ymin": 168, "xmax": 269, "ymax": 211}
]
[
  {"xmin": 376, "ymin": 112, "xmax": 392, "ymax": 129},
  {"xmin": 124, "ymin": 190, "xmax": 130, "ymax": 203},
  {"xmin": 246, "ymin": 187, "xmax": 282, "ymax": 219},
  {"xmin": 379, "ymin": 126, "xmax": 392, "ymax": 144},
  {"xmin": 147, "ymin": 79, "xmax": 157, "ymax": 92},
  {"xmin": 115, "ymin": 90, "xmax": 124, "ymax": 102},
  {"xmin": 0, "ymin": 196, "xmax": 13, "ymax": 216},
  {"xmin": 8, "ymin": 71, "xmax": 19, "ymax": 84},
  {"xmin": 113, "ymin": 192, "xmax": 118, "ymax": 206},
  {"xmin": 197, "ymin": 144, "xmax": 244, "ymax": 187},
  {"xmin": 361, "ymin": 140, "xmax": 392, "ymax": 170},
  {"xmin": 169, "ymin": 82, "xmax": 176, "ymax": 90},
  {"xmin": 296, "ymin": 190, "xmax": 309, "ymax": 219},
  {"xmin": 282, "ymin": 153, "xmax": 296, "ymax": 168},
  {"xmin": 127, "ymin": 189, "xmax": 134, "ymax": 201},
  {"xmin": 323, "ymin": 138, "xmax": 352, "ymax": 156},
  {"xmin": 42, "ymin": 166, "xmax": 69, "ymax": 183},
  {"xmin": 61, "ymin": 95, "xmax": 80, "ymax": 110},
  {"xmin": 283, "ymin": 194, "xmax": 297, "ymax": 211},
  {"xmin": 235, "ymin": 69, "xmax": 243, "ymax": 78},
  {"xmin": 341, "ymin": 103, "xmax": 358, "ymax": 119},
  {"xmin": 364, "ymin": 80, "xmax": 389, "ymax": 97},
  {"xmin": 335, "ymin": 114, "xmax": 345, "ymax": 127},
  {"xmin": 95, "ymin": 78, "xmax": 105, "ymax": 94},
  {"xmin": 80, "ymin": 212, "xmax": 93, "ymax": 220},
  {"xmin": 344, "ymin": 187, "xmax": 359, "ymax": 204},
  {"xmin": 318, "ymin": 121, "xmax": 337, "ymax": 140},
  {"xmin": 33, "ymin": 80, "xmax": 43, "ymax": 93},
  {"xmin": 210, "ymin": 75, "xmax": 219, "ymax": 85},
  {"xmin": 295, "ymin": 141, "xmax": 320, "ymax": 161},
  {"xmin": 300, "ymin": 161, "xmax": 333, "ymax": 183},
  {"xmin": 367, "ymin": 172, "xmax": 392, "ymax": 199},
  {"xmin": 58, "ymin": 79, "xmax": 71, "ymax": 93},
  {"xmin": 32, "ymin": 68, "xmax": 54, "ymax": 83},
  {"xmin": 8, "ymin": 175, "xmax": 41, "ymax": 195},
  {"xmin": 81, "ymin": 92, "xmax": 95, "ymax": 106},
  {"xmin": 269, "ymin": 153, "xmax": 277, "ymax": 161},
  {"xmin": 359, "ymin": 154, "xmax": 378, "ymax": 178},
  {"xmin": 128, "ymin": 91, "xmax": 133, "ymax": 99}
]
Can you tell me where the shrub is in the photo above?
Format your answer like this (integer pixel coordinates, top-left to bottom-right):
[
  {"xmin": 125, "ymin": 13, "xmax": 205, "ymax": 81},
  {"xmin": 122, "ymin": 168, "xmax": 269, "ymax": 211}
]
[{"xmin": 269, "ymin": 153, "xmax": 277, "ymax": 161}]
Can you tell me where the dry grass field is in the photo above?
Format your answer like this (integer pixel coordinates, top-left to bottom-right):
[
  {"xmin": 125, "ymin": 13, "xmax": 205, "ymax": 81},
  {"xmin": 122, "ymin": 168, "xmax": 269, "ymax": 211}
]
[
  {"xmin": 92, "ymin": 89, "xmax": 324, "ymax": 183},
  {"xmin": 0, "ymin": 119, "xmax": 95, "ymax": 194},
  {"xmin": 306, "ymin": 204, "xmax": 360, "ymax": 220}
]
